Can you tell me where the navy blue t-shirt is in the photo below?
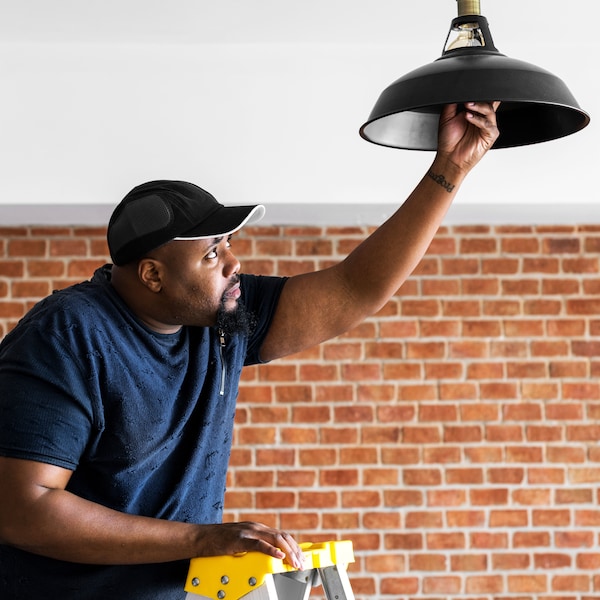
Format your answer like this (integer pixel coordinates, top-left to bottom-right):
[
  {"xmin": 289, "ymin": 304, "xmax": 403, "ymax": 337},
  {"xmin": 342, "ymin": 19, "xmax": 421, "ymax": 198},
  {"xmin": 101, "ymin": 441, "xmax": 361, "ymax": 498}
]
[{"xmin": 0, "ymin": 265, "xmax": 286, "ymax": 599}]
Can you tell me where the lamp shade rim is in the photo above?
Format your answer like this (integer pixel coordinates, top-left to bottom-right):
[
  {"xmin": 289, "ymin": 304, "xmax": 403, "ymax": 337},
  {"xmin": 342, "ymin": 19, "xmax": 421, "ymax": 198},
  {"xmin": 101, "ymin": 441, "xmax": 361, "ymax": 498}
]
[{"xmin": 360, "ymin": 51, "xmax": 590, "ymax": 150}]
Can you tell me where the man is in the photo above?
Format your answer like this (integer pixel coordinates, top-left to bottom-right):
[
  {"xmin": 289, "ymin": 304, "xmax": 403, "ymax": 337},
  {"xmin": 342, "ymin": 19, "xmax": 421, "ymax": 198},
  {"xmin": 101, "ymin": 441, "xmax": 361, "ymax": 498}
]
[{"xmin": 0, "ymin": 102, "xmax": 499, "ymax": 598}]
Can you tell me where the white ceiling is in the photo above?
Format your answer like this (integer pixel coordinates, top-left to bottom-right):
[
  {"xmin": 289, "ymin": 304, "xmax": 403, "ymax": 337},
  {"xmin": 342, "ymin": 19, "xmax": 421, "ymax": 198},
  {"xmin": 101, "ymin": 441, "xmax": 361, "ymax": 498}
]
[
  {"xmin": 1, "ymin": 0, "xmax": 598, "ymax": 224},
  {"xmin": 1, "ymin": 0, "xmax": 555, "ymax": 45}
]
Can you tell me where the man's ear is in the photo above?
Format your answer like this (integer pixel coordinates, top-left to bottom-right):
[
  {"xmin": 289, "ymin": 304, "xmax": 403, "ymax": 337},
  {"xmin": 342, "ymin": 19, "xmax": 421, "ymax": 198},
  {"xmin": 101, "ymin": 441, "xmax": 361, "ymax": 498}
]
[{"xmin": 137, "ymin": 258, "xmax": 163, "ymax": 293}]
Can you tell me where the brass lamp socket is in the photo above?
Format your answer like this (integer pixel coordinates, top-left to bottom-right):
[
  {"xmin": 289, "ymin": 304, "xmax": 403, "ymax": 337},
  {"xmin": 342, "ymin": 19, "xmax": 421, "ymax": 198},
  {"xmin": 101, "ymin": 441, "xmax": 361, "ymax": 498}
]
[{"xmin": 457, "ymin": 0, "xmax": 481, "ymax": 16}]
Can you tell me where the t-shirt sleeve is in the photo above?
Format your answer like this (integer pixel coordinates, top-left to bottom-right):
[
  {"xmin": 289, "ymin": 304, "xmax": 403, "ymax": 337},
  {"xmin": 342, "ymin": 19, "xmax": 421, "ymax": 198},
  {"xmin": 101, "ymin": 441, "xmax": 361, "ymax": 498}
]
[
  {"xmin": 240, "ymin": 274, "xmax": 287, "ymax": 366},
  {"xmin": 0, "ymin": 326, "xmax": 96, "ymax": 470}
]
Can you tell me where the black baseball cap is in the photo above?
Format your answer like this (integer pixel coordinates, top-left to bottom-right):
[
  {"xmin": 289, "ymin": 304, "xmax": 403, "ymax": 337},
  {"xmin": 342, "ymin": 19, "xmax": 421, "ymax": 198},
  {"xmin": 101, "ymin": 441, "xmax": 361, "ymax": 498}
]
[{"xmin": 107, "ymin": 180, "xmax": 265, "ymax": 266}]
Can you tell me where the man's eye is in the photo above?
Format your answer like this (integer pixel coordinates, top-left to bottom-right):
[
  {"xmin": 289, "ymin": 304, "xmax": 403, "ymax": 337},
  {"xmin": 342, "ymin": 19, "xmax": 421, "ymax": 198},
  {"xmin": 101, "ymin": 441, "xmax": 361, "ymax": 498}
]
[{"xmin": 206, "ymin": 249, "xmax": 218, "ymax": 259}]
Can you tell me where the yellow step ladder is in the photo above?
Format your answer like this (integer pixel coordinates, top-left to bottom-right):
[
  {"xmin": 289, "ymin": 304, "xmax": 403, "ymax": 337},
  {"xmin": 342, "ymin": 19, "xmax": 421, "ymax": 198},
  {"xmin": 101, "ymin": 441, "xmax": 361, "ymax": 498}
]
[{"xmin": 184, "ymin": 540, "xmax": 355, "ymax": 600}]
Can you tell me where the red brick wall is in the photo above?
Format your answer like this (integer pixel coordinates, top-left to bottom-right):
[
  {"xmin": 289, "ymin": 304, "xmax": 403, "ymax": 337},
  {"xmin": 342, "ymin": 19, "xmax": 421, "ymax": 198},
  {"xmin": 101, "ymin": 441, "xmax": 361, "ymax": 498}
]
[{"xmin": 2, "ymin": 222, "xmax": 600, "ymax": 599}]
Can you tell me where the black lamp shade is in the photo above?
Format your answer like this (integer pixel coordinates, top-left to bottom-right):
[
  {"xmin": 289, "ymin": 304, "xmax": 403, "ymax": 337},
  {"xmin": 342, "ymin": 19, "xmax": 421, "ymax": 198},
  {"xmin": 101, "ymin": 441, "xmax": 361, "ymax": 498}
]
[{"xmin": 360, "ymin": 15, "xmax": 590, "ymax": 150}]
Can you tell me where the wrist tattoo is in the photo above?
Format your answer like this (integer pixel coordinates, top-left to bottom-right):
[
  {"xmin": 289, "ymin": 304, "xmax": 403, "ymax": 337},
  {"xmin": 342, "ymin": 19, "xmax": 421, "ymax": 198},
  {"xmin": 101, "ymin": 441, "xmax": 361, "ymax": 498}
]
[{"xmin": 427, "ymin": 170, "xmax": 455, "ymax": 193}]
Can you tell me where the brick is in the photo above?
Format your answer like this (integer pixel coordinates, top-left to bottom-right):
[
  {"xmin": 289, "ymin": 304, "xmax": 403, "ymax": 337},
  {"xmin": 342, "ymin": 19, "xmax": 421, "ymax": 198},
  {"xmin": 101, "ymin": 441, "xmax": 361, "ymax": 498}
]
[
  {"xmin": 292, "ymin": 405, "xmax": 330, "ymax": 423},
  {"xmin": 534, "ymin": 553, "xmax": 572, "ymax": 569},
  {"xmin": 0, "ymin": 260, "xmax": 24, "ymax": 277},
  {"xmin": 298, "ymin": 448, "xmax": 336, "ymax": 466},
  {"xmin": 365, "ymin": 553, "xmax": 406, "ymax": 573},
  {"xmin": 419, "ymin": 319, "xmax": 460, "ymax": 337},
  {"xmin": 465, "ymin": 447, "xmax": 503, "ymax": 463},
  {"xmin": 490, "ymin": 510, "xmax": 529, "ymax": 529},
  {"xmin": 532, "ymin": 509, "xmax": 571, "ymax": 526},
  {"xmin": 502, "ymin": 278, "xmax": 540, "ymax": 295},
  {"xmin": 67, "ymin": 259, "xmax": 105, "ymax": 277},
  {"xmin": 49, "ymin": 239, "xmax": 87, "ymax": 256},
  {"xmin": 482, "ymin": 257, "xmax": 520, "ymax": 274},
  {"xmin": 556, "ymin": 488, "xmax": 593, "ymax": 504},
  {"xmin": 462, "ymin": 277, "xmax": 500, "ymax": 295},
  {"xmin": 319, "ymin": 469, "xmax": 358, "ymax": 486},
  {"xmin": 444, "ymin": 425, "xmax": 482, "ymax": 443},
  {"xmin": 512, "ymin": 488, "xmax": 551, "ymax": 505},
  {"xmin": 425, "ymin": 361, "xmax": 463, "ymax": 379},
  {"xmin": 422, "ymin": 278, "xmax": 460, "ymax": 296},
  {"xmin": 320, "ymin": 427, "xmax": 358, "ymax": 444},
  {"xmin": 486, "ymin": 425, "xmax": 523, "ymax": 442},
  {"xmin": 484, "ymin": 301, "xmax": 523, "ymax": 318},
  {"xmin": 424, "ymin": 446, "xmax": 461, "ymax": 464},
  {"xmin": 506, "ymin": 446, "xmax": 544, "ymax": 463},
  {"xmin": 427, "ymin": 532, "xmax": 465, "ymax": 549},
  {"xmin": 298, "ymin": 491, "xmax": 337, "ymax": 509},
  {"xmin": 280, "ymin": 426, "xmax": 317, "ymax": 444},
  {"xmin": 544, "ymin": 237, "xmax": 580, "ymax": 254},
  {"xmin": 504, "ymin": 403, "xmax": 543, "ymax": 421},
  {"xmin": 380, "ymin": 577, "xmax": 419, "ymax": 595},
  {"xmin": 472, "ymin": 488, "xmax": 509, "ymax": 506},
  {"xmin": 341, "ymin": 490, "xmax": 380, "ymax": 508},
  {"xmin": 257, "ymin": 448, "xmax": 295, "ymax": 466},
  {"xmin": 507, "ymin": 574, "xmax": 547, "ymax": 593},
  {"xmin": 441, "ymin": 257, "xmax": 480, "ymax": 275},
  {"xmin": 236, "ymin": 470, "xmax": 274, "ymax": 487},
  {"xmin": 403, "ymin": 468, "xmax": 442, "ymax": 486},
  {"xmin": 446, "ymin": 468, "xmax": 484, "ymax": 484},
  {"xmin": 465, "ymin": 575, "xmax": 503, "ymax": 594},
  {"xmin": 460, "ymin": 237, "xmax": 498, "ymax": 254},
  {"xmin": 551, "ymin": 574, "xmax": 590, "ymax": 592},
  {"xmin": 422, "ymin": 575, "xmax": 461, "ymax": 594},
  {"xmin": 11, "ymin": 280, "xmax": 50, "ymax": 298},
  {"xmin": 405, "ymin": 511, "xmax": 443, "ymax": 529},
  {"xmin": 526, "ymin": 425, "xmax": 563, "ymax": 442},
  {"xmin": 384, "ymin": 532, "xmax": 422, "ymax": 549},
  {"xmin": 362, "ymin": 469, "xmax": 399, "ymax": 486},
  {"xmin": 251, "ymin": 406, "xmax": 288, "ymax": 423},
  {"xmin": 255, "ymin": 491, "xmax": 295, "ymax": 508},
  {"xmin": 362, "ymin": 426, "xmax": 401, "ymax": 444},
  {"xmin": 488, "ymin": 467, "xmax": 525, "ymax": 484},
  {"xmin": 523, "ymin": 256, "xmax": 560, "ymax": 273},
  {"xmin": 446, "ymin": 510, "xmax": 485, "ymax": 527},
  {"xmin": 0, "ymin": 301, "xmax": 26, "ymax": 318},
  {"xmin": 381, "ymin": 447, "xmax": 420, "ymax": 465},
  {"xmin": 409, "ymin": 553, "xmax": 446, "ymax": 571},
  {"xmin": 502, "ymin": 237, "xmax": 540, "ymax": 254},
  {"xmin": 339, "ymin": 446, "xmax": 378, "ymax": 465},
  {"xmin": 7, "ymin": 239, "xmax": 46, "ymax": 257},
  {"xmin": 470, "ymin": 532, "xmax": 508, "ymax": 549},
  {"xmin": 576, "ymin": 553, "xmax": 600, "ymax": 568},
  {"xmin": 513, "ymin": 531, "xmax": 551, "ymax": 547},
  {"xmin": 554, "ymin": 531, "xmax": 595, "ymax": 548},
  {"xmin": 449, "ymin": 340, "xmax": 489, "ymax": 359},
  {"xmin": 280, "ymin": 512, "xmax": 320, "ymax": 530},
  {"xmin": 403, "ymin": 426, "xmax": 441, "ymax": 444},
  {"xmin": 492, "ymin": 553, "xmax": 530, "ymax": 569}
]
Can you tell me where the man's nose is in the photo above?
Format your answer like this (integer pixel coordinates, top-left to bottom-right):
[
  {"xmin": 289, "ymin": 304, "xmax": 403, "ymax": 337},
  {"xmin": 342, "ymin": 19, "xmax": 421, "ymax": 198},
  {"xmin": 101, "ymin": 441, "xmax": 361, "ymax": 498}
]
[{"xmin": 223, "ymin": 249, "xmax": 240, "ymax": 277}]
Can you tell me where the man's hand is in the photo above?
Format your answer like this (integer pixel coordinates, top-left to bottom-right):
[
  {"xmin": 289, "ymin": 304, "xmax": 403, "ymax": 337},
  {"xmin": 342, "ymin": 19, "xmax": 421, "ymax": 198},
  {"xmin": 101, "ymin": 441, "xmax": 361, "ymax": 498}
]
[
  {"xmin": 437, "ymin": 101, "xmax": 501, "ymax": 174},
  {"xmin": 194, "ymin": 521, "xmax": 306, "ymax": 570}
]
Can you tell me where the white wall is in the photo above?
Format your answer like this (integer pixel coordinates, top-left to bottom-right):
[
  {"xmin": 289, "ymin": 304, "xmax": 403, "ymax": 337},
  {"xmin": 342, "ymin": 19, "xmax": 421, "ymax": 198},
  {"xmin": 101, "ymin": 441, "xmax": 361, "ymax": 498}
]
[{"xmin": 0, "ymin": 0, "xmax": 598, "ymax": 224}]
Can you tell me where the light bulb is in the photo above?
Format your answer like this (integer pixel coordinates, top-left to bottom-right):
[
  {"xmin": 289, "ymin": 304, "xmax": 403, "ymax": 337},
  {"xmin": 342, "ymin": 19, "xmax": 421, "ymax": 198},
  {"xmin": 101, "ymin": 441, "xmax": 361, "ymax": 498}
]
[{"xmin": 445, "ymin": 21, "xmax": 485, "ymax": 51}]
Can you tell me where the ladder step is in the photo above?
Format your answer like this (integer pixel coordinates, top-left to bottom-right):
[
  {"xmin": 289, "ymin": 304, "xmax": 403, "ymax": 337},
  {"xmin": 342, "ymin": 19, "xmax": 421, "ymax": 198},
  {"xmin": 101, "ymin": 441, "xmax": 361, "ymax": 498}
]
[{"xmin": 184, "ymin": 540, "xmax": 355, "ymax": 600}]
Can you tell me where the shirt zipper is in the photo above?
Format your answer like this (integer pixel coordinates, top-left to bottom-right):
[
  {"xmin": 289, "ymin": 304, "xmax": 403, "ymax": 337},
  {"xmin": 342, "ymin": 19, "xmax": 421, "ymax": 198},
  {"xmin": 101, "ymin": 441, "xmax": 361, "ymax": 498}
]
[{"xmin": 218, "ymin": 329, "xmax": 227, "ymax": 396}]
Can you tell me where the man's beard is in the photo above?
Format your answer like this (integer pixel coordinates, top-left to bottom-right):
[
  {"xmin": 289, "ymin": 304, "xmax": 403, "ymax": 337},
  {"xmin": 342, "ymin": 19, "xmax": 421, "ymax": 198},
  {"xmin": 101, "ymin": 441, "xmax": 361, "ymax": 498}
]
[{"xmin": 216, "ymin": 297, "xmax": 256, "ymax": 337}]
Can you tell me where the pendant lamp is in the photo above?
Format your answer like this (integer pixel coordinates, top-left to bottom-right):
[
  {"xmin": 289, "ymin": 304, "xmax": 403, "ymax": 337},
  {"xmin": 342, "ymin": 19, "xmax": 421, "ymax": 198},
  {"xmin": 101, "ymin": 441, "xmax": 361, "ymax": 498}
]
[{"xmin": 359, "ymin": 0, "xmax": 590, "ymax": 150}]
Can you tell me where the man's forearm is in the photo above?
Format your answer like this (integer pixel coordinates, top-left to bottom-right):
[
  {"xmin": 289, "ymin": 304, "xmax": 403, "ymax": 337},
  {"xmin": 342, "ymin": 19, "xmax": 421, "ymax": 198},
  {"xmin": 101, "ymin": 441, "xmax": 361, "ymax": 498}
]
[
  {"xmin": 338, "ymin": 155, "xmax": 466, "ymax": 312},
  {"xmin": 4, "ymin": 487, "xmax": 203, "ymax": 565}
]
